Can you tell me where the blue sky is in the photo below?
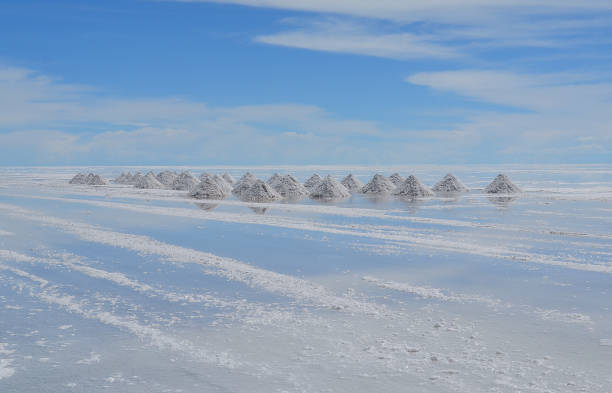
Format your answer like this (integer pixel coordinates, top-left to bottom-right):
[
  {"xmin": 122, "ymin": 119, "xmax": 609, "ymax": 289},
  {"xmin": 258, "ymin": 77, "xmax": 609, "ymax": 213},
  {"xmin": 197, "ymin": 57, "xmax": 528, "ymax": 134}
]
[{"xmin": 1, "ymin": 0, "xmax": 611, "ymax": 165}]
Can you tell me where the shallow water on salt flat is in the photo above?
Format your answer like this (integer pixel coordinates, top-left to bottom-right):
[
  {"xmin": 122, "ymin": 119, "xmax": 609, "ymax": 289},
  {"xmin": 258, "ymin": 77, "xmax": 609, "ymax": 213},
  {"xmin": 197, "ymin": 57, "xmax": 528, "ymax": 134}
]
[{"xmin": 0, "ymin": 165, "xmax": 611, "ymax": 392}]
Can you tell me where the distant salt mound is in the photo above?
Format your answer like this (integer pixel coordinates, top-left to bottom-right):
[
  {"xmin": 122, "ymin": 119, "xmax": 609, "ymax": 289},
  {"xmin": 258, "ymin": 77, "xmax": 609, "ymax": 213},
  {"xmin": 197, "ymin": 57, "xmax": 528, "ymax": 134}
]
[
  {"xmin": 394, "ymin": 175, "xmax": 434, "ymax": 198},
  {"xmin": 304, "ymin": 173, "xmax": 323, "ymax": 191},
  {"xmin": 484, "ymin": 174, "xmax": 521, "ymax": 194},
  {"xmin": 114, "ymin": 172, "xmax": 134, "ymax": 185},
  {"xmin": 70, "ymin": 173, "xmax": 108, "ymax": 185},
  {"xmin": 362, "ymin": 174, "xmax": 396, "ymax": 194},
  {"xmin": 172, "ymin": 171, "xmax": 198, "ymax": 191},
  {"xmin": 432, "ymin": 173, "xmax": 469, "ymax": 193},
  {"xmin": 135, "ymin": 172, "xmax": 165, "ymax": 189},
  {"xmin": 232, "ymin": 172, "xmax": 258, "ymax": 196},
  {"xmin": 389, "ymin": 173, "xmax": 405, "ymax": 187},
  {"xmin": 213, "ymin": 174, "xmax": 232, "ymax": 194},
  {"xmin": 85, "ymin": 173, "xmax": 109, "ymax": 186},
  {"xmin": 310, "ymin": 175, "xmax": 350, "ymax": 199},
  {"xmin": 156, "ymin": 170, "xmax": 178, "ymax": 187},
  {"xmin": 266, "ymin": 173, "xmax": 282, "ymax": 187},
  {"xmin": 191, "ymin": 175, "xmax": 230, "ymax": 200},
  {"xmin": 270, "ymin": 174, "xmax": 309, "ymax": 198},
  {"xmin": 222, "ymin": 173, "xmax": 235, "ymax": 184},
  {"xmin": 69, "ymin": 173, "xmax": 88, "ymax": 184},
  {"xmin": 341, "ymin": 174, "xmax": 364, "ymax": 192},
  {"xmin": 131, "ymin": 172, "xmax": 144, "ymax": 185},
  {"xmin": 239, "ymin": 179, "xmax": 282, "ymax": 202}
]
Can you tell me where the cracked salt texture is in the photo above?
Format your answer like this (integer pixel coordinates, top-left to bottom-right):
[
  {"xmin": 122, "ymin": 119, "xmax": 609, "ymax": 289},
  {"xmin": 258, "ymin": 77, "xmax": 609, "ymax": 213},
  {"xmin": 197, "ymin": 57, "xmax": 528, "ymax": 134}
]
[
  {"xmin": 191, "ymin": 175, "xmax": 230, "ymax": 200},
  {"xmin": 304, "ymin": 174, "xmax": 323, "ymax": 191},
  {"xmin": 362, "ymin": 174, "xmax": 396, "ymax": 194},
  {"xmin": 432, "ymin": 173, "xmax": 469, "ymax": 193},
  {"xmin": 310, "ymin": 175, "xmax": 350, "ymax": 199},
  {"xmin": 156, "ymin": 171, "xmax": 178, "ymax": 187},
  {"xmin": 238, "ymin": 179, "xmax": 282, "ymax": 202},
  {"xmin": 171, "ymin": 171, "xmax": 198, "ymax": 191},
  {"xmin": 269, "ymin": 174, "xmax": 309, "ymax": 198},
  {"xmin": 135, "ymin": 172, "xmax": 165, "ymax": 189},
  {"xmin": 341, "ymin": 174, "xmax": 364, "ymax": 192},
  {"xmin": 389, "ymin": 173, "xmax": 405, "ymax": 187},
  {"xmin": 232, "ymin": 172, "xmax": 258, "ymax": 196},
  {"xmin": 394, "ymin": 175, "xmax": 434, "ymax": 197},
  {"xmin": 485, "ymin": 174, "xmax": 522, "ymax": 194}
]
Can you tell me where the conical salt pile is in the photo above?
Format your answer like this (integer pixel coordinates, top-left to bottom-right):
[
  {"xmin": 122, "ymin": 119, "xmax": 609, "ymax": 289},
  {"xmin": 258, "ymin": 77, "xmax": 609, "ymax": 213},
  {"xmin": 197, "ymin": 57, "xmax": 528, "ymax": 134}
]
[
  {"xmin": 213, "ymin": 174, "xmax": 232, "ymax": 194},
  {"xmin": 239, "ymin": 179, "xmax": 282, "ymax": 202},
  {"xmin": 130, "ymin": 172, "xmax": 143, "ymax": 185},
  {"xmin": 191, "ymin": 175, "xmax": 230, "ymax": 200},
  {"xmin": 270, "ymin": 174, "xmax": 309, "ymax": 198},
  {"xmin": 69, "ymin": 173, "xmax": 88, "ymax": 184},
  {"xmin": 114, "ymin": 172, "xmax": 134, "ymax": 185},
  {"xmin": 389, "ymin": 173, "xmax": 405, "ymax": 187},
  {"xmin": 341, "ymin": 174, "xmax": 364, "ymax": 192},
  {"xmin": 85, "ymin": 173, "xmax": 109, "ymax": 186},
  {"xmin": 310, "ymin": 175, "xmax": 350, "ymax": 199},
  {"xmin": 432, "ymin": 173, "xmax": 469, "ymax": 193},
  {"xmin": 222, "ymin": 173, "xmax": 235, "ymax": 184},
  {"xmin": 135, "ymin": 172, "xmax": 165, "ymax": 189},
  {"xmin": 156, "ymin": 170, "xmax": 178, "ymax": 187},
  {"xmin": 232, "ymin": 172, "xmax": 258, "ymax": 196},
  {"xmin": 362, "ymin": 174, "xmax": 396, "ymax": 194},
  {"xmin": 393, "ymin": 175, "xmax": 434, "ymax": 197},
  {"xmin": 266, "ymin": 173, "xmax": 282, "ymax": 187},
  {"xmin": 304, "ymin": 173, "xmax": 323, "ymax": 191},
  {"xmin": 171, "ymin": 171, "xmax": 198, "ymax": 191},
  {"xmin": 484, "ymin": 174, "xmax": 521, "ymax": 194}
]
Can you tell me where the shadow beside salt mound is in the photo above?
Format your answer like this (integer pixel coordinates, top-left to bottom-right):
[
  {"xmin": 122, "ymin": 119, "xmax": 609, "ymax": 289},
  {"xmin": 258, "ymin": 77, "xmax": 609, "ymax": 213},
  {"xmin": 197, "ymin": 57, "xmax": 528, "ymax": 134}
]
[{"xmin": 309, "ymin": 175, "xmax": 350, "ymax": 201}]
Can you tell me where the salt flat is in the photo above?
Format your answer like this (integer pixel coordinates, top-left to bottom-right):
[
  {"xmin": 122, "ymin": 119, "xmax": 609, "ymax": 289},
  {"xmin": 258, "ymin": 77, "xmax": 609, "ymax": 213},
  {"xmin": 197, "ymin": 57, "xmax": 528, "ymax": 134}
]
[{"xmin": 0, "ymin": 165, "xmax": 611, "ymax": 392}]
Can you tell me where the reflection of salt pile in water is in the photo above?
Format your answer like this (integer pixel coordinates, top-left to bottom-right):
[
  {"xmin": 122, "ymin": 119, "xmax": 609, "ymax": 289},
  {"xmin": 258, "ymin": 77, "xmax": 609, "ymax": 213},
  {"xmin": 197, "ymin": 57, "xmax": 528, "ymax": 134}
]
[
  {"xmin": 232, "ymin": 172, "xmax": 258, "ymax": 196},
  {"xmin": 171, "ymin": 171, "xmax": 198, "ymax": 191},
  {"xmin": 135, "ymin": 172, "xmax": 165, "ymax": 189},
  {"xmin": 269, "ymin": 174, "xmax": 309, "ymax": 198},
  {"xmin": 303, "ymin": 173, "xmax": 323, "ymax": 191},
  {"xmin": 341, "ymin": 174, "xmax": 364, "ymax": 192},
  {"xmin": 310, "ymin": 175, "xmax": 350, "ymax": 199},
  {"xmin": 156, "ymin": 170, "xmax": 178, "ymax": 187},
  {"xmin": 191, "ymin": 174, "xmax": 230, "ymax": 199},
  {"xmin": 362, "ymin": 174, "xmax": 396, "ymax": 194},
  {"xmin": 432, "ymin": 173, "xmax": 469, "ymax": 193},
  {"xmin": 394, "ymin": 175, "xmax": 434, "ymax": 197},
  {"xmin": 484, "ymin": 174, "xmax": 521, "ymax": 194},
  {"xmin": 389, "ymin": 173, "xmax": 405, "ymax": 187},
  {"xmin": 249, "ymin": 206, "xmax": 269, "ymax": 214},
  {"xmin": 222, "ymin": 173, "xmax": 235, "ymax": 184},
  {"xmin": 114, "ymin": 172, "xmax": 134, "ymax": 184},
  {"xmin": 70, "ymin": 173, "xmax": 108, "ymax": 185},
  {"xmin": 239, "ymin": 179, "xmax": 282, "ymax": 202}
]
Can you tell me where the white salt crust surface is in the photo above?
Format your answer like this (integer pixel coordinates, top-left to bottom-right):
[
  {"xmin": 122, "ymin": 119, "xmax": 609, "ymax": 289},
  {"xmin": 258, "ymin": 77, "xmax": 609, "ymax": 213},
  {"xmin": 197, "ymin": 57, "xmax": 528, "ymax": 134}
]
[{"xmin": 1, "ymin": 166, "xmax": 612, "ymax": 393}]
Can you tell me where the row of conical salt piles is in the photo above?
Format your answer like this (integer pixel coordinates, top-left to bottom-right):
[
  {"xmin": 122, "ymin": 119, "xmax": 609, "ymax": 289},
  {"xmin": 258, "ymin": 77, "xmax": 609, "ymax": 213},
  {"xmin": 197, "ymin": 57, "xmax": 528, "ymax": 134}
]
[{"xmin": 70, "ymin": 172, "xmax": 109, "ymax": 185}]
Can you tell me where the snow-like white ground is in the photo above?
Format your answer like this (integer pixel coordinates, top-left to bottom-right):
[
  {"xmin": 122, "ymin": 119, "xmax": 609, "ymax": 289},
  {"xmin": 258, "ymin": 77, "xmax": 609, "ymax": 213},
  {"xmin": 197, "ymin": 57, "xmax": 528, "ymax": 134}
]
[{"xmin": 0, "ymin": 165, "xmax": 611, "ymax": 392}]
